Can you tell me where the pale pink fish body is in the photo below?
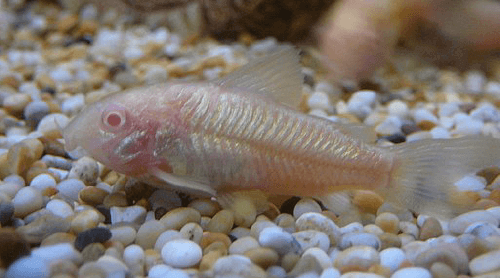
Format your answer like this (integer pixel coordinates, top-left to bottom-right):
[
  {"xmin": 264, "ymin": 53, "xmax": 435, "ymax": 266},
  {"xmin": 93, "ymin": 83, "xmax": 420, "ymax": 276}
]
[{"xmin": 63, "ymin": 46, "xmax": 500, "ymax": 216}]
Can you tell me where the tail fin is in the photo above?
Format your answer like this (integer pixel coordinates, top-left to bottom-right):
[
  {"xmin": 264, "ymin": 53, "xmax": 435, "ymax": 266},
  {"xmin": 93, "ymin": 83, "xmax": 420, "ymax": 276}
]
[{"xmin": 379, "ymin": 136, "xmax": 500, "ymax": 218}]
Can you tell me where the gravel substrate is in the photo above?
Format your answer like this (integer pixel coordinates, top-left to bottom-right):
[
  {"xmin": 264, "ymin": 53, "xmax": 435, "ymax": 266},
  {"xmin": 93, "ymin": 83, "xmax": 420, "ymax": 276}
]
[{"xmin": 1, "ymin": 1, "xmax": 500, "ymax": 278}]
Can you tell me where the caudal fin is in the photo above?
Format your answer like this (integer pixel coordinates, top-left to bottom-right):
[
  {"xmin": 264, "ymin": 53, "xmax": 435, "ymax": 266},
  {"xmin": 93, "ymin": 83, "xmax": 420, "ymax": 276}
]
[{"xmin": 380, "ymin": 136, "xmax": 500, "ymax": 218}]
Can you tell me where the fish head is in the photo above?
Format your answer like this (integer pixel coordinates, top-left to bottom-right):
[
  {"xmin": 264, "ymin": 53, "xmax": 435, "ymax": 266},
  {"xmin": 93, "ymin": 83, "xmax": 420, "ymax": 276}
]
[{"xmin": 62, "ymin": 93, "xmax": 160, "ymax": 175}]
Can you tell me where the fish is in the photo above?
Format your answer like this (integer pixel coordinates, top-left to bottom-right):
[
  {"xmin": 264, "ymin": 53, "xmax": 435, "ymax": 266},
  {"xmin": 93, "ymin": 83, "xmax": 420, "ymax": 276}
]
[{"xmin": 63, "ymin": 45, "xmax": 500, "ymax": 217}]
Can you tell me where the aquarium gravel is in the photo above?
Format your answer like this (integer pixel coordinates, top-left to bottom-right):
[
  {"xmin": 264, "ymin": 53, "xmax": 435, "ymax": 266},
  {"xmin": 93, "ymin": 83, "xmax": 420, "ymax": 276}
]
[{"xmin": 1, "ymin": 1, "xmax": 500, "ymax": 278}]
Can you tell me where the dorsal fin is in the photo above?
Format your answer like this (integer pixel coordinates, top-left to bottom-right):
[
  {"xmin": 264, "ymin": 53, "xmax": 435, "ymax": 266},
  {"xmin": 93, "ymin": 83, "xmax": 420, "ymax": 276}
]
[{"xmin": 217, "ymin": 45, "xmax": 304, "ymax": 108}]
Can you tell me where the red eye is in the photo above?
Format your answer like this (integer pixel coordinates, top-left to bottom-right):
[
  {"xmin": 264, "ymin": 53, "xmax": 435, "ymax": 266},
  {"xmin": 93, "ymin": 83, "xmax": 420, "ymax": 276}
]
[{"xmin": 105, "ymin": 112, "xmax": 122, "ymax": 127}]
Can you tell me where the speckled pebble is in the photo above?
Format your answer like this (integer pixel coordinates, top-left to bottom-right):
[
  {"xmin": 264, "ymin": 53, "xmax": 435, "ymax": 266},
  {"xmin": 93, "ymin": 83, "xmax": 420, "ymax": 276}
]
[
  {"xmin": 296, "ymin": 212, "xmax": 341, "ymax": 245},
  {"xmin": 74, "ymin": 227, "xmax": 112, "ymax": 251},
  {"xmin": 12, "ymin": 186, "xmax": 43, "ymax": 218},
  {"xmin": 136, "ymin": 220, "xmax": 167, "ymax": 250},
  {"xmin": 67, "ymin": 156, "xmax": 99, "ymax": 186},
  {"xmin": 110, "ymin": 205, "xmax": 147, "ymax": 225},
  {"xmin": 293, "ymin": 230, "xmax": 330, "ymax": 253},
  {"xmin": 161, "ymin": 239, "xmax": 202, "ymax": 268},
  {"xmin": 339, "ymin": 232, "xmax": 381, "ymax": 251},
  {"xmin": 179, "ymin": 222, "xmax": 203, "ymax": 243}
]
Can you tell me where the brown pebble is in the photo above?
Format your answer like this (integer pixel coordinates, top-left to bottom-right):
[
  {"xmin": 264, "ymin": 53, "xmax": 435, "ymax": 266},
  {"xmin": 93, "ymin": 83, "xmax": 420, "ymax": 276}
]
[
  {"xmin": 488, "ymin": 189, "xmax": 500, "ymax": 203},
  {"xmin": 103, "ymin": 192, "xmax": 128, "ymax": 208},
  {"xmin": 417, "ymin": 120, "xmax": 437, "ymax": 130},
  {"xmin": 368, "ymin": 264, "xmax": 391, "ymax": 277},
  {"xmin": 476, "ymin": 167, "xmax": 500, "ymax": 184},
  {"xmin": 465, "ymin": 238, "xmax": 495, "ymax": 259},
  {"xmin": 16, "ymin": 214, "xmax": 71, "ymax": 244},
  {"xmin": 281, "ymin": 252, "xmax": 300, "ymax": 272},
  {"xmin": 353, "ymin": 190, "xmax": 384, "ymax": 214},
  {"xmin": 76, "ymin": 19, "xmax": 99, "ymax": 36},
  {"xmin": 419, "ymin": 217, "xmax": 443, "ymax": 240},
  {"xmin": 199, "ymin": 232, "xmax": 231, "ymax": 249},
  {"xmin": 159, "ymin": 207, "xmax": 201, "ymax": 230},
  {"xmin": 378, "ymin": 233, "xmax": 402, "ymax": 250},
  {"xmin": 0, "ymin": 228, "xmax": 31, "ymax": 268},
  {"xmin": 57, "ymin": 14, "xmax": 79, "ymax": 33},
  {"xmin": 81, "ymin": 243, "xmax": 106, "ymax": 262},
  {"xmin": 261, "ymin": 202, "xmax": 280, "ymax": 220},
  {"xmin": 41, "ymin": 232, "xmax": 76, "ymax": 246},
  {"xmin": 244, "ymin": 247, "xmax": 279, "ymax": 269},
  {"xmin": 203, "ymin": 241, "xmax": 228, "ymax": 256},
  {"xmin": 473, "ymin": 199, "xmax": 498, "ymax": 210},
  {"xmin": 79, "ymin": 187, "xmax": 109, "ymax": 206}
]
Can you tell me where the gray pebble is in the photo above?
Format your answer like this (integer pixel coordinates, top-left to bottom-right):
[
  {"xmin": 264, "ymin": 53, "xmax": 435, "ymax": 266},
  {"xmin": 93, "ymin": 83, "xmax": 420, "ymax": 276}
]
[
  {"xmin": 57, "ymin": 179, "xmax": 85, "ymax": 202},
  {"xmin": 23, "ymin": 101, "xmax": 50, "ymax": 127}
]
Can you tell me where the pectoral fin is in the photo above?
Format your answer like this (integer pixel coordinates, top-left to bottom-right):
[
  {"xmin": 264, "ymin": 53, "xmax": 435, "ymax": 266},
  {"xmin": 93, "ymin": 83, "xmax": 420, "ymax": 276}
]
[{"xmin": 149, "ymin": 167, "xmax": 216, "ymax": 197}]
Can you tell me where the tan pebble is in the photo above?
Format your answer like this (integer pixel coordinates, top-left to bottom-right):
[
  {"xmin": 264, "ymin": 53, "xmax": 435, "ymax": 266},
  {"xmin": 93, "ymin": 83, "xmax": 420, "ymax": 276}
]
[
  {"xmin": 353, "ymin": 190, "xmax": 384, "ymax": 214},
  {"xmin": 102, "ymin": 192, "xmax": 128, "ymax": 208},
  {"xmin": 199, "ymin": 250, "xmax": 223, "ymax": 271},
  {"xmin": 419, "ymin": 217, "xmax": 443, "ymax": 240},
  {"xmin": 76, "ymin": 19, "xmax": 99, "ymax": 36},
  {"xmin": 474, "ymin": 199, "xmax": 499, "ymax": 210},
  {"xmin": 7, "ymin": 139, "xmax": 43, "ymax": 176},
  {"xmin": 204, "ymin": 241, "xmax": 228, "ymax": 255},
  {"xmin": 414, "ymin": 243, "xmax": 468, "ymax": 274},
  {"xmin": 16, "ymin": 213, "xmax": 71, "ymax": 244},
  {"xmin": 79, "ymin": 187, "xmax": 109, "ymax": 206},
  {"xmin": 288, "ymin": 252, "xmax": 325, "ymax": 277},
  {"xmin": 202, "ymin": 56, "xmax": 226, "ymax": 68},
  {"xmin": 71, "ymin": 209, "xmax": 105, "ymax": 233},
  {"xmin": 102, "ymin": 171, "xmax": 120, "ymax": 185},
  {"xmin": 229, "ymin": 236, "xmax": 260, "ymax": 255},
  {"xmin": 57, "ymin": 14, "xmax": 79, "ymax": 33},
  {"xmin": 82, "ymin": 243, "xmax": 106, "ymax": 262},
  {"xmin": 135, "ymin": 220, "xmax": 166, "ymax": 250},
  {"xmin": 231, "ymin": 197, "xmax": 257, "ymax": 228},
  {"xmin": 50, "ymin": 259, "xmax": 79, "ymax": 277},
  {"xmin": 488, "ymin": 189, "xmax": 500, "ymax": 203},
  {"xmin": 281, "ymin": 252, "xmax": 300, "ymax": 272},
  {"xmin": 430, "ymin": 262, "xmax": 457, "ymax": 278},
  {"xmin": 3, "ymin": 94, "xmax": 31, "ymax": 116},
  {"xmin": 378, "ymin": 233, "xmax": 402, "ymax": 250},
  {"xmin": 244, "ymin": 247, "xmax": 279, "ymax": 269},
  {"xmin": 476, "ymin": 167, "xmax": 500, "ymax": 184},
  {"xmin": 375, "ymin": 212, "xmax": 399, "ymax": 234},
  {"xmin": 144, "ymin": 249, "xmax": 163, "ymax": 273},
  {"xmin": 199, "ymin": 232, "xmax": 231, "ymax": 249},
  {"xmin": 0, "ymin": 75, "xmax": 21, "ymax": 89},
  {"xmin": 180, "ymin": 222, "xmax": 203, "ymax": 244},
  {"xmin": 334, "ymin": 246, "xmax": 380, "ymax": 272},
  {"xmin": 418, "ymin": 120, "xmax": 437, "ymax": 130},
  {"xmin": 368, "ymin": 264, "xmax": 391, "ymax": 277},
  {"xmin": 41, "ymin": 186, "xmax": 58, "ymax": 197},
  {"xmin": 200, "ymin": 216, "xmax": 211, "ymax": 230},
  {"xmin": 0, "ymin": 153, "xmax": 8, "ymax": 179},
  {"xmin": 159, "ymin": 207, "xmax": 201, "ymax": 230},
  {"xmin": 261, "ymin": 202, "xmax": 280, "ymax": 220},
  {"xmin": 465, "ymin": 237, "xmax": 495, "ymax": 259},
  {"xmin": 41, "ymin": 232, "xmax": 76, "ymax": 246},
  {"xmin": 35, "ymin": 73, "xmax": 56, "ymax": 90},
  {"xmin": 78, "ymin": 261, "xmax": 107, "ymax": 277},
  {"xmin": 188, "ymin": 198, "xmax": 220, "ymax": 217},
  {"xmin": 207, "ymin": 209, "xmax": 234, "ymax": 234},
  {"xmin": 0, "ymin": 228, "xmax": 31, "ymax": 268}
]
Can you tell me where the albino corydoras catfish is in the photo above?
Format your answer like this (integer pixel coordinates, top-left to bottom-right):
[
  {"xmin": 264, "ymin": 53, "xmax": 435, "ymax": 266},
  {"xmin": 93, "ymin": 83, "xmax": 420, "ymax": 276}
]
[{"xmin": 63, "ymin": 46, "xmax": 500, "ymax": 217}]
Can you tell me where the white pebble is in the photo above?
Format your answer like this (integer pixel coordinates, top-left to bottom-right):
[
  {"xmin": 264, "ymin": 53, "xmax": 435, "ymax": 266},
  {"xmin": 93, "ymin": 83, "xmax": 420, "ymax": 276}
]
[
  {"xmin": 57, "ymin": 178, "xmax": 85, "ymax": 202},
  {"xmin": 29, "ymin": 174, "xmax": 56, "ymax": 191},
  {"xmin": 144, "ymin": 65, "xmax": 168, "ymax": 85},
  {"xmin": 95, "ymin": 255, "xmax": 129, "ymax": 277},
  {"xmin": 307, "ymin": 91, "xmax": 332, "ymax": 112},
  {"xmin": 429, "ymin": 126, "xmax": 450, "ymax": 139},
  {"xmin": 470, "ymin": 102, "xmax": 500, "ymax": 122},
  {"xmin": 61, "ymin": 94, "xmax": 85, "ymax": 116},
  {"xmin": 380, "ymin": 247, "xmax": 406, "ymax": 273},
  {"xmin": 12, "ymin": 186, "xmax": 43, "ymax": 218},
  {"xmin": 37, "ymin": 113, "xmax": 69, "ymax": 133},
  {"xmin": 340, "ymin": 222, "xmax": 364, "ymax": 234},
  {"xmin": 454, "ymin": 116, "xmax": 484, "ymax": 135},
  {"xmin": 413, "ymin": 108, "xmax": 438, "ymax": 124},
  {"xmin": 303, "ymin": 247, "xmax": 333, "ymax": 269},
  {"xmin": 320, "ymin": 268, "xmax": 341, "ymax": 278},
  {"xmin": 161, "ymin": 239, "xmax": 202, "ymax": 268},
  {"xmin": 259, "ymin": 226, "xmax": 295, "ymax": 255},
  {"xmin": 294, "ymin": 198, "xmax": 322, "ymax": 219},
  {"xmin": 110, "ymin": 205, "xmax": 147, "ymax": 225},
  {"xmin": 347, "ymin": 90, "xmax": 377, "ymax": 119},
  {"xmin": 123, "ymin": 244, "xmax": 145, "ymax": 276},
  {"xmin": 469, "ymin": 249, "xmax": 500, "ymax": 275},
  {"xmin": 485, "ymin": 81, "xmax": 500, "ymax": 97},
  {"xmin": 31, "ymin": 243, "xmax": 82, "ymax": 264},
  {"xmin": 387, "ymin": 100, "xmax": 408, "ymax": 118},
  {"xmin": 454, "ymin": 175, "xmax": 486, "ymax": 191},
  {"xmin": 45, "ymin": 199, "xmax": 74, "ymax": 218},
  {"xmin": 441, "ymin": 115, "xmax": 456, "ymax": 129},
  {"xmin": 148, "ymin": 265, "xmax": 173, "ymax": 278},
  {"xmin": 438, "ymin": 102, "xmax": 460, "ymax": 118},
  {"xmin": 0, "ymin": 182, "xmax": 23, "ymax": 199},
  {"xmin": 375, "ymin": 116, "xmax": 402, "ymax": 135},
  {"xmin": 464, "ymin": 70, "xmax": 486, "ymax": 94},
  {"xmin": 110, "ymin": 225, "xmax": 137, "ymax": 246},
  {"xmin": 4, "ymin": 256, "xmax": 50, "ymax": 278}
]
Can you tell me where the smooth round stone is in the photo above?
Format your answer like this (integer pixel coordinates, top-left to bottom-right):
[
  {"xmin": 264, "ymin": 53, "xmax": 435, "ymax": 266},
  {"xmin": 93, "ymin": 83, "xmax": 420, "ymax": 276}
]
[
  {"xmin": 380, "ymin": 247, "xmax": 406, "ymax": 273},
  {"xmin": 391, "ymin": 267, "xmax": 431, "ymax": 278},
  {"xmin": 414, "ymin": 243, "xmax": 468, "ymax": 274},
  {"xmin": 307, "ymin": 91, "xmax": 332, "ymax": 111},
  {"xmin": 57, "ymin": 179, "xmax": 85, "ymax": 202},
  {"xmin": 267, "ymin": 265, "xmax": 287, "ymax": 278},
  {"xmin": 303, "ymin": 247, "xmax": 333, "ymax": 269},
  {"xmin": 24, "ymin": 101, "xmax": 50, "ymax": 126},
  {"xmin": 250, "ymin": 220, "xmax": 278, "ymax": 238},
  {"xmin": 464, "ymin": 222, "xmax": 500, "ymax": 238},
  {"xmin": 110, "ymin": 225, "xmax": 137, "ymax": 247},
  {"xmin": 4, "ymin": 256, "xmax": 50, "ymax": 278},
  {"xmin": 207, "ymin": 209, "xmax": 234, "ymax": 234},
  {"xmin": 339, "ymin": 232, "xmax": 381, "ymax": 251},
  {"xmin": 364, "ymin": 224, "xmax": 384, "ymax": 235},
  {"xmin": 148, "ymin": 264, "xmax": 173, "ymax": 278},
  {"xmin": 136, "ymin": 220, "xmax": 167, "ymax": 250},
  {"xmin": 154, "ymin": 230, "xmax": 182, "ymax": 252},
  {"xmin": 149, "ymin": 189, "xmax": 182, "ymax": 211},
  {"xmin": 231, "ymin": 197, "xmax": 258, "ymax": 228},
  {"xmin": 378, "ymin": 233, "xmax": 402, "ymax": 250},
  {"xmin": 82, "ymin": 242, "xmax": 106, "ymax": 262},
  {"xmin": 469, "ymin": 249, "xmax": 500, "ymax": 275},
  {"xmin": 244, "ymin": 247, "xmax": 279, "ymax": 269},
  {"xmin": 159, "ymin": 207, "xmax": 201, "ymax": 230},
  {"xmin": 37, "ymin": 113, "xmax": 69, "ymax": 133},
  {"xmin": 95, "ymin": 255, "xmax": 128, "ymax": 277},
  {"xmin": 419, "ymin": 217, "xmax": 443, "ymax": 240},
  {"xmin": 398, "ymin": 234, "xmax": 415, "ymax": 246},
  {"xmin": 294, "ymin": 198, "xmax": 322, "ymax": 219},
  {"xmin": 376, "ymin": 203, "xmax": 414, "ymax": 222},
  {"xmin": 71, "ymin": 209, "xmax": 105, "ymax": 233},
  {"xmin": 110, "ymin": 205, "xmax": 147, "ymax": 225},
  {"xmin": 430, "ymin": 262, "xmax": 457, "ymax": 278},
  {"xmin": 320, "ymin": 268, "xmax": 341, "ymax": 278},
  {"xmin": 79, "ymin": 186, "xmax": 109, "ymax": 206},
  {"xmin": 293, "ymin": 230, "xmax": 330, "ymax": 253},
  {"xmin": 334, "ymin": 246, "xmax": 380, "ymax": 271},
  {"xmin": 229, "ymin": 227, "xmax": 251, "ymax": 240},
  {"xmin": 259, "ymin": 226, "xmax": 296, "ymax": 255},
  {"xmin": 45, "ymin": 199, "xmax": 74, "ymax": 219},
  {"xmin": 229, "ymin": 236, "xmax": 260, "ymax": 255},
  {"xmin": 123, "ymin": 244, "xmax": 145, "ymax": 276},
  {"xmin": 375, "ymin": 213, "xmax": 399, "ymax": 234},
  {"xmin": 161, "ymin": 239, "xmax": 202, "ymax": 268},
  {"xmin": 296, "ymin": 212, "xmax": 341, "ymax": 244},
  {"xmin": 188, "ymin": 198, "xmax": 220, "ymax": 217},
  {"xmin": 179, "ymin": 222, "xmax": 203, "ymax": 244},
  {"xmin": 199, "ymin": 232, "xmax": 232, "ymax": 249},
  {"xmin": 29, "ymin": 174, "xmax": 57, "ymax": 191},
  {"xmin": 449, "ymin": 210, "xmax": 498, "ymax": 234},
  {"xmin": 399, "ymin": 222, "xmax": 419, "ymax": 239},
  {"xmin": 12, "ymin": 186, "xmax": 43, "ymax": 218},
  {"xmin": 31, "ymin": 242, "xmax": 82, "ymax": 265},
  {"xmin": 212, "ymin": 254, "xmax": 267, "ymax": 277},
  {"xmin": 67, "ymin": 157, "xmax": 99, "ymax": 186},
  {"xmin": 275, "ymin": 213, "xmax": 296, "ymax": 233}
]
